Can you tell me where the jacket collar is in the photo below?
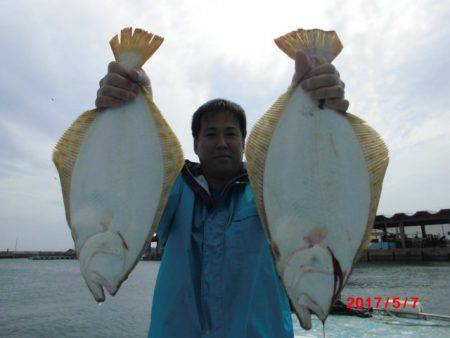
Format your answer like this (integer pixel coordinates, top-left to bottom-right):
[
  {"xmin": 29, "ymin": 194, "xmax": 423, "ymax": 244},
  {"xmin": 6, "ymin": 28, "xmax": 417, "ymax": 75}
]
[
  {"xmin": 183, "ymin": 159, "xmax": 248, "ymax": 182},
  {"xmin": 182, "ymin": 160, "xmax": 249, "ymax": 210}
]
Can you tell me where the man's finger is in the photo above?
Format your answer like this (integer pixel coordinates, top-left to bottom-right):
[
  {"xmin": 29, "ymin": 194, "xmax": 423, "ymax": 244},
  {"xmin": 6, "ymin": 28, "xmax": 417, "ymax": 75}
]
[
  {"xmin": 104, "ymin": 73, "xmax": 140, "ymax": 93},
  {"xmin": 301, "ymin": 74, "xmax": 340, "ymax": 91},
  {"xmin": 128, "ymin": 68, "xmax": 151, "ymax": 87},
  {"xmin": 310, "ymin": 85, "xmax": 344, "ymax": 100},
  {"xmin": 108, "ymin": 61, "xmax": 132, "ymax": 79},
  {"xmin": 293, "ymin": 50, "xmax": 313, "ymax": 83},
  {"xmin": 128, "ymin": 69, "xmax": 141, "ymax": 82},
  {"xmin": 98, "ymin": 85, "xmax": 137, "ymax": 101},
  {"xmin": 303, "ymin": 64, "xmax": 337, "ymax": 80},
  {"xmin": 95, "ymin": 95, "xmax": 125, "ymax": 109},
  {"xmin": 325, "ymin": 98, "xmax": 349, "ymax": 113}
]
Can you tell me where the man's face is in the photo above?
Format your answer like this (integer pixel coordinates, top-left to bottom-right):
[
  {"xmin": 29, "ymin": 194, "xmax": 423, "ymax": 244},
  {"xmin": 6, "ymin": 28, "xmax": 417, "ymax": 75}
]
[{"xmin": 194, "ymin": 111, "xmax": 244, "ymax": 182}]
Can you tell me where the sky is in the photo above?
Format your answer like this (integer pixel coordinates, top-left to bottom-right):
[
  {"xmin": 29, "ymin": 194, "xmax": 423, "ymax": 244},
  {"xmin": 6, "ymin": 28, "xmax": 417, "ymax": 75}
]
[{"xmin": 1, "ymin": 0, "xmax": 449, "ymax": 250}]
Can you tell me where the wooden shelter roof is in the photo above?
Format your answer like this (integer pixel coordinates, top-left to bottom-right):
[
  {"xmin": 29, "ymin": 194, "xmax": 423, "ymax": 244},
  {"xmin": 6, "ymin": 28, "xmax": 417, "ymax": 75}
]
[{"xmin": 374, "ymin": 209, "xmax": 450, "ymax": 228}]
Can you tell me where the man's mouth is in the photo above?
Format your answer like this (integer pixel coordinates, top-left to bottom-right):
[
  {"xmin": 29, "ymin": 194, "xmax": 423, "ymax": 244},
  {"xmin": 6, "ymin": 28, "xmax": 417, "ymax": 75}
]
[{"xmin": 214, "ymin": 155, "xmax": 231, "ymax": 159}]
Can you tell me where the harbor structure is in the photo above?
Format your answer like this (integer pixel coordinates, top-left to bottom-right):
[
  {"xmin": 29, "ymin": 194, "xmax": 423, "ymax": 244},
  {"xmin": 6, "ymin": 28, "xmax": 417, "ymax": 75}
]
[{"xmin": 363, "ymin": 209, "xmax": 450, "ymax": 262}]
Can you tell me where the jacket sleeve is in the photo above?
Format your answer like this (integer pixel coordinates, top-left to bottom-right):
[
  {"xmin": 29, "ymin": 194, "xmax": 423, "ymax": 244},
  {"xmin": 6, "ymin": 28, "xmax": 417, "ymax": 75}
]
[{"xmin": 156, "ymin": 173, "xmax": 184, "ymax": 247}]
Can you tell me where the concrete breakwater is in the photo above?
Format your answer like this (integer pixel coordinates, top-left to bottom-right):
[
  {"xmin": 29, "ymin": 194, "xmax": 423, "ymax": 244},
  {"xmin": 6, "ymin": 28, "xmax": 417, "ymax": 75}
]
[
  {"xmin": 0, "ymin": 250, "xmax": 162, "ymax": 261},
  {"xmin": 3, "ymin": 247, "xmax": 448, "ymax": 262},
  {"xmin": 0, "ymin": 250, "xmax": 76, "ymax": 259},
  {"xmin": 359, "ymin": 247, "xmax": 450, "ymax": 262}
]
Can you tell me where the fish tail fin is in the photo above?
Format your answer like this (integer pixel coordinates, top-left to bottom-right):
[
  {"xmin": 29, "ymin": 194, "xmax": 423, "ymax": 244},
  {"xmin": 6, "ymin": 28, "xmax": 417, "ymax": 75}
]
[
  {"xmin": 274, "ymin": 29, "xmax": 343, "ymax": 63},
  {"xmin": 109, "ymin": 27, "xmax": 164, "ymax": 68},
  {"xmin": 346, "ymin": 113, "xmax": 389, "ymax": 264}
]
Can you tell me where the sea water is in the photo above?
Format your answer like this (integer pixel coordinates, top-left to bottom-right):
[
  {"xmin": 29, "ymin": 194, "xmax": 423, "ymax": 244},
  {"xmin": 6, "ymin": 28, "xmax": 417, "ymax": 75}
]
[{"xmin": 0, "ymin": 259, "xmax": 449, "ymax": 337}]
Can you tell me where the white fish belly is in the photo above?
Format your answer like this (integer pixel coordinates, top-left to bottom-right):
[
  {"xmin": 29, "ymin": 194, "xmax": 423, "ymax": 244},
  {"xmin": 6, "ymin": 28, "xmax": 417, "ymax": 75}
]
[
  {"xmin": 70, "ymin": 93, "xmax": 163, "ymax": 299},
  {"xmin": 263, "ymin": 86, "xmax": 370, "ymax": 325}
]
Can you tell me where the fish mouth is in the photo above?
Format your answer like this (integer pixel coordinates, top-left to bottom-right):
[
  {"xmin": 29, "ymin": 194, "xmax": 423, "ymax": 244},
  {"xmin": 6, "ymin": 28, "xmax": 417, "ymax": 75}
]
[
  {"xmin": 295, "ymin": 294, "xmax": 327, "ymax": 330},
  {"xmin": 282, "ymin": 244, "xmax": 338, "ymax": 330},
  {"xmin": 327, "ymin": 246, "xmax": 344, "ymax": 302},
  {"xmin": 91, "ymin": 271, "xmax": 118, "ymax": 296}
]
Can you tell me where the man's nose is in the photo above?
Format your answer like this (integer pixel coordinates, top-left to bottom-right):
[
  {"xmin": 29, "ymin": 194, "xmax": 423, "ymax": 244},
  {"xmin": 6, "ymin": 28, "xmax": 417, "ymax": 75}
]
[{"xmin": 216, "ymin": 133, "xmax": 228, "ymax": 148}]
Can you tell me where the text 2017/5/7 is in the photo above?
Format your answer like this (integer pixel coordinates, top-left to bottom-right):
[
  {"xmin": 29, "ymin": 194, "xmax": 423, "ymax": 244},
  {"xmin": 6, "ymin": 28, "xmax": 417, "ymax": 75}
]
[{"xmin": 345, "ymin": 297, "xmax": 420, "ymax": 309}]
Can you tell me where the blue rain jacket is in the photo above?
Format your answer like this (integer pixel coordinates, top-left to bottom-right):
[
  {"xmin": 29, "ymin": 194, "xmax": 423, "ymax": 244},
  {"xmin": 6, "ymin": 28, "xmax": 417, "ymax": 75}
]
[{"xmin": 148, "ymin": 161, "xmax": 294, "ymax": 338}]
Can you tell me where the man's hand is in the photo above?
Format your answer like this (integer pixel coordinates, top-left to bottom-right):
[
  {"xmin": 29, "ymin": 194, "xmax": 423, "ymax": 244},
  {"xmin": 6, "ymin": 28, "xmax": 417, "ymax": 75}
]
[
  {"xmin": 293, "ymin": 51, "xmax": 349, "ymax": 113},
  {"xmin": 95, "ymin": 61, "xmax": 152, "ymax": 109}
]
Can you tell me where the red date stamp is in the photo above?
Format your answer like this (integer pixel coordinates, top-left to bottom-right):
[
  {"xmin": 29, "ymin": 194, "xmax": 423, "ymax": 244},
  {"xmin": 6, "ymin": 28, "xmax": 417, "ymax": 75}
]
[{"xmin": 345, "ymin": 296, "xmax": 420, "ymax": 309}]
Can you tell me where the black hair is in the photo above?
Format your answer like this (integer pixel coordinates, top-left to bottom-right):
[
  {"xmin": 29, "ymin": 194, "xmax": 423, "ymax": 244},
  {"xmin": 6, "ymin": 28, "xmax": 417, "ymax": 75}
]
[{"xmin": 191, "ymin": 98, "xmax": 247, "ymax": 141}]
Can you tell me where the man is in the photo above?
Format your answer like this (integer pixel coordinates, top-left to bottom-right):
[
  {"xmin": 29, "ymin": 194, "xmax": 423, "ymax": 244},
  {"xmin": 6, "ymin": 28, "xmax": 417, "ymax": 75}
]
[{"xmin": 96, "ymin": 51, "xmax": 348, "ymax": 338}]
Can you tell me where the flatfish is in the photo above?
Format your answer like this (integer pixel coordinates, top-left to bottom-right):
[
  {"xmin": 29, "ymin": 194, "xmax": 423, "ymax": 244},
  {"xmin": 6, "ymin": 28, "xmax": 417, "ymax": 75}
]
[
  {"xmin": 245, "ymin": 29, "xmax": 388, "ymax": 329},
  {"xmin": 53, "ymin": 27, "xmax": 184, "ymax": 302}
]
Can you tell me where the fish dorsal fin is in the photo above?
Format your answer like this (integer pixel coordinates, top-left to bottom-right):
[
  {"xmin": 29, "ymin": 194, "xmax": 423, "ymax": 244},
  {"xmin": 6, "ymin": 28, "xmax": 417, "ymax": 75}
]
[
  {"xmin": 346, "ymin": 113, "xmax": 389, "ymax": 265},
  {"xmin": 274, "ymin": 28, "xmax": 343, "ymax": 63},
  {"xmin": 109, "ymin": 27, "xmax": 163, "ymax": 70},
  {"xmin": 53, "ymin": 109, "xmax": 101, "ymax": 235}
]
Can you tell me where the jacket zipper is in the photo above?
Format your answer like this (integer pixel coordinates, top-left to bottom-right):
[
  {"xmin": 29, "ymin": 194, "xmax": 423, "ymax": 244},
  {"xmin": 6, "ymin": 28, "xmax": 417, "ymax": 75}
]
[{"xmin": 183, "ymin": 163, "xmax": 248, "ymax": 334}]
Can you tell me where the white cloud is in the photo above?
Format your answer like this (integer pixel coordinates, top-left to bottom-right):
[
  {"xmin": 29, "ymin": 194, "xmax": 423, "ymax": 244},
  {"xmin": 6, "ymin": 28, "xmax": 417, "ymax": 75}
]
[{"xmin": 378, "ymin": 133, "xmax": 450, "ymax": 214}]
